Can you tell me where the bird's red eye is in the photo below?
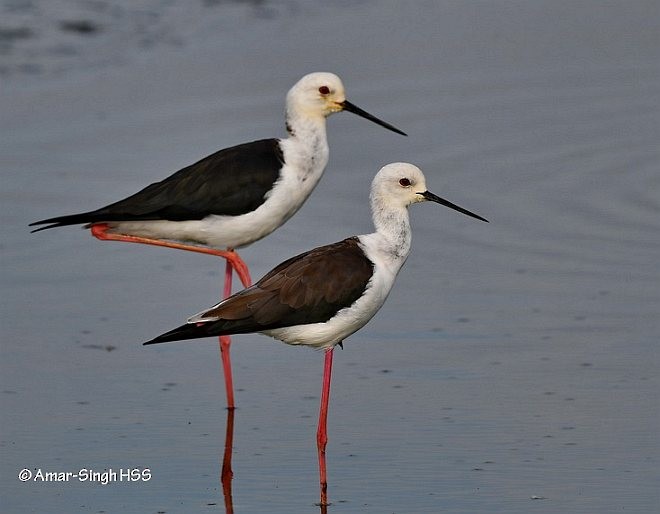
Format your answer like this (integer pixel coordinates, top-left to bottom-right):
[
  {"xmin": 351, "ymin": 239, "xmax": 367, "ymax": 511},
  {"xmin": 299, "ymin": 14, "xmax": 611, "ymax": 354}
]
[
  {"xmin": 399, "ymin": 178, "xmax": 411, "ymax": 187},
  {"xmin": 318, "ymin": 86, "xmax": 330, "ymax": 95}
]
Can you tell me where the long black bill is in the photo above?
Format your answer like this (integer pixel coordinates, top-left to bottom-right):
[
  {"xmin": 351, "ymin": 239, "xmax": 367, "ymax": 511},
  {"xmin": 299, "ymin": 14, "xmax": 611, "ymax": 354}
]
[
  {"xmin": 341, "ymin": 100, "xmax": 407, "ymax": 136},
  {"xmin": 420, "ymin": 191, "xmax": 489, "ymax": 223}
]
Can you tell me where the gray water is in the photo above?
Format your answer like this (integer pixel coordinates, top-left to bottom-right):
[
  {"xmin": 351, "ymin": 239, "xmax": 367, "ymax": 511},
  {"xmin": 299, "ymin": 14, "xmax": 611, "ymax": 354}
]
[{"xmin": 1, "ymin": 1, "xmax": 659, "ymax": 513}]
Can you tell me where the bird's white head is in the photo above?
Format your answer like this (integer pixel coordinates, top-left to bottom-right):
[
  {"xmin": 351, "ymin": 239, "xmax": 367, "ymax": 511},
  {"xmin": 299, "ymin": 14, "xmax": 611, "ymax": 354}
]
[
  {"xmin": 287, "ymin": 72, "xmax": 347, "ymax": 119},
  {"xmin": 285, "ymin": 73, "xmax": 406, "ymax": 135},
  {"xmin": 371, "ymin": 163, "xmax": 429, "ymax": 210},
  {"xmin": 371, "ymin": 163, "xmax": 489, "ymax": 221}
]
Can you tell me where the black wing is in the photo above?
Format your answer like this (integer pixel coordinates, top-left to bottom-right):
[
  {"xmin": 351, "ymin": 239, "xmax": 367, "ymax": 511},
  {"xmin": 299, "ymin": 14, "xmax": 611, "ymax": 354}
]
[
  {"xmin": 30, "ymin": 139, "xmax": 283, "ymax": 232},
  {"xmin": 144, "ymin": 237, "xmax": 374, "ymax": 345}
]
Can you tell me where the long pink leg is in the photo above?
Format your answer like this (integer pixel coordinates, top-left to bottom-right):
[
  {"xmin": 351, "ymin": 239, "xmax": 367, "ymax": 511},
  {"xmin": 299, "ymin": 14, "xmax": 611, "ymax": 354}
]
[
  {"xmin": 91, "ymin": 223, "xmax": 252, "ymax": 409},
  {"xmin": 90, "ymin": 224, "xmax": 252, "ymax": 286},
  {"xmin": 219, "ymin": 260, "xmax": 235, "ymax": 409},
  {"xmin": 317, "ymin": 348, "xmax": 334, "ymax": 507}
]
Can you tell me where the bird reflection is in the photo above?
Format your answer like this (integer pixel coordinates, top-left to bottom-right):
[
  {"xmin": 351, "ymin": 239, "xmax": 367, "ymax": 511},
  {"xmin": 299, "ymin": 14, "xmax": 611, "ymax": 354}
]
[
  {"xmin": 220, "ymin": 408, "xmax": 235, "ymax": 514},
  {"xmin": 217, "ymin": 407, "xmax": 335, "ymax": 513}
]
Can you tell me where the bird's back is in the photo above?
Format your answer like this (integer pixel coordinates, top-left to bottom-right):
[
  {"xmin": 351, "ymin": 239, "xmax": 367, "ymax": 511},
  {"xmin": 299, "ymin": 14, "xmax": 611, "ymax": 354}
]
[{"xmin": 30, "ymin": 138, "xmax": 283, "ymax": 231}]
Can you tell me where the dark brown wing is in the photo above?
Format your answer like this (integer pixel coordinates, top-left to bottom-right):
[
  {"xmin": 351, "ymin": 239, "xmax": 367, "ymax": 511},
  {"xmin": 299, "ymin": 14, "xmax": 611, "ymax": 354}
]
[{"xmin": 144, "ymin": 237, "xmax": 374, "ymax": 345}]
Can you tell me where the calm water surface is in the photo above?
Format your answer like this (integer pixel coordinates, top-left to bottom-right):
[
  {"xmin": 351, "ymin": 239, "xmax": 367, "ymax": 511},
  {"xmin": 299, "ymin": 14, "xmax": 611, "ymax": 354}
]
[{"xmin": 1, "ymin": 1, "xmax": 659, "ymax": 513}]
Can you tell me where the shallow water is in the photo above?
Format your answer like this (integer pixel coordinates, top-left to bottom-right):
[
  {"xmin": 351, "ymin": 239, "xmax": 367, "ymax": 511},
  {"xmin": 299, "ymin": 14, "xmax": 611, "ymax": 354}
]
[{"xmin": 2, "ymin": 1, "xmax": 659, "ymax": 513}]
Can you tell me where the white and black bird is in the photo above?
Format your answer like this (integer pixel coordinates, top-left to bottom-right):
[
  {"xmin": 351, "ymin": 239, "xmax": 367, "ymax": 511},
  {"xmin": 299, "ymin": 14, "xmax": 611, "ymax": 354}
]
[
  {"xmin": 29, "ymin": 72, "xmax": 405, "ymax": 260},
  {"xmin": 30, "ymin": 72, "xmax": 406, "ymax": 409},
  {"xmin": 143, "ymin": 162, "xmax": 488, "ymax": 506}
]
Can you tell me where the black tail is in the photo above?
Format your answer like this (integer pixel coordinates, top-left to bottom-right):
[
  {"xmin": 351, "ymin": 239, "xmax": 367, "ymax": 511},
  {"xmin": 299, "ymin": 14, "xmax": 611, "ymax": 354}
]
[
  {"xmin": 29, "ymin": 212, "xmax": 102, "ymax": 233},
  {"xmin": 143, "ymin": 322, "xmax": 219, "ymax": 345}
]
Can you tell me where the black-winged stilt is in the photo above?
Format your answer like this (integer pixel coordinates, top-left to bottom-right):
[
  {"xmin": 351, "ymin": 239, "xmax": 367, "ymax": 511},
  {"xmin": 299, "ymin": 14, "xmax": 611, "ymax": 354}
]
[
  {"xmin": 29, "ymin": 72, "xmax": 406, "ymax": 409},
  {"xmin": 143, "ymin": 162, "xmax": 488, "ymax": 506}
]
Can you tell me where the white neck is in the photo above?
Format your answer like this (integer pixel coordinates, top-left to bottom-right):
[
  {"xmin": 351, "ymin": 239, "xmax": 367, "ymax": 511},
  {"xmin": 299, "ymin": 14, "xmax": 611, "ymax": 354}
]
[
  {"xmin": 285, "ymin": 102, "xmax": 328, "ymax": 137},
  {"xmin": 365, "ymin": 192, "xmax": 412, "ymax": 269},
  {"xmin": 281, "ymin": 106, "xmax": 330, "ymax": 181}
]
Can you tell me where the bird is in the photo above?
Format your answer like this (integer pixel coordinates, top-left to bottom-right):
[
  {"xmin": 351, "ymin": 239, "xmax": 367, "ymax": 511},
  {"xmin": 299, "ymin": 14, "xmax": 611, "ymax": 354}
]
[
  {"xmin": 143, "ymin": 162, "xmax": 488, "ymax": 506},
  {"xmin": 29, "ymin": 72, "xmax": 406, "ymax": 409}
]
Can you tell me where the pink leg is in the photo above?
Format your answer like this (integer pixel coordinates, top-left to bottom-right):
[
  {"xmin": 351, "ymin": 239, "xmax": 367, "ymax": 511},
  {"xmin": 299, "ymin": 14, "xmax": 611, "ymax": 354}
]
[
  {"xmin": 317, "ymin": 348, "xmax": 334, "ymax": 507},
  {"xmin": 90, "ymin": 223, "xmax": 252, "ymax": 286},
  {"xmin": 91, "ymin": 223, "xmax": 253, "ymax": 409},
  {"xmin": 219, "ymin": 260, "xmax": 236, "ymax": 409}
]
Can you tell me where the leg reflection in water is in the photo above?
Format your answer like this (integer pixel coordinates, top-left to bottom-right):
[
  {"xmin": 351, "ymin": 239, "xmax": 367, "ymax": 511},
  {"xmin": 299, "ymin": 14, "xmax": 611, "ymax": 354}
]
[{"xmin": 220, "ymin": 408, "xmax": 235, "ymax": 514}]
